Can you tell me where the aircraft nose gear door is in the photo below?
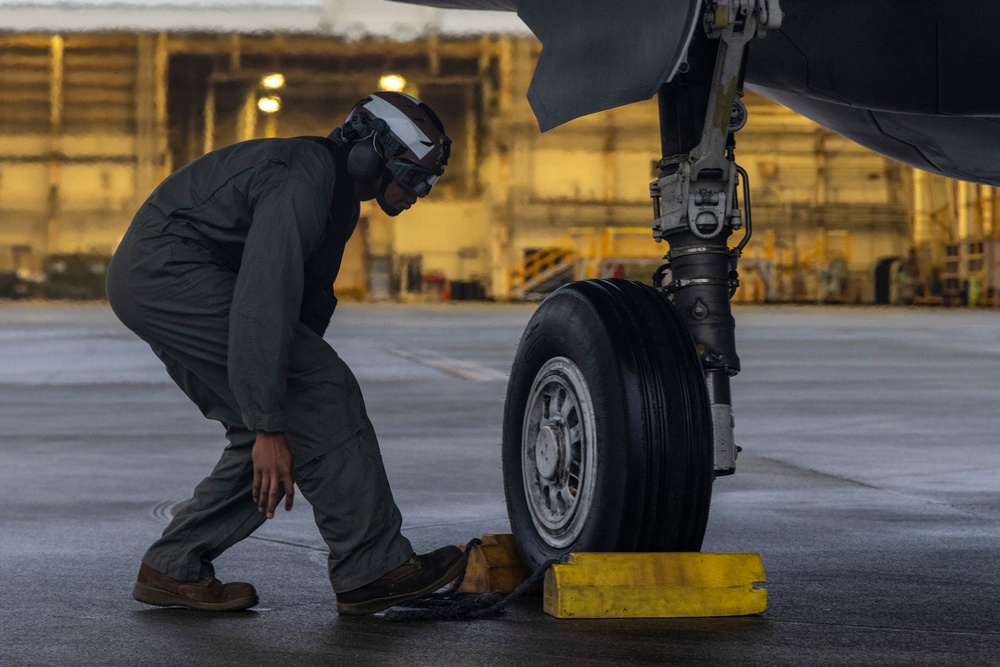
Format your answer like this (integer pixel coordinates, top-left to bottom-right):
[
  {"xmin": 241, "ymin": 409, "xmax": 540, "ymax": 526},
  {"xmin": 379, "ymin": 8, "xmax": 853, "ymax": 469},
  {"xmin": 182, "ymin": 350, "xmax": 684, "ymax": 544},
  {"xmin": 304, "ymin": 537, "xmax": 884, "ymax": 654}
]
[{"xmin": 503, "ymin": 0, "xmax": 782, "ymax": 571}]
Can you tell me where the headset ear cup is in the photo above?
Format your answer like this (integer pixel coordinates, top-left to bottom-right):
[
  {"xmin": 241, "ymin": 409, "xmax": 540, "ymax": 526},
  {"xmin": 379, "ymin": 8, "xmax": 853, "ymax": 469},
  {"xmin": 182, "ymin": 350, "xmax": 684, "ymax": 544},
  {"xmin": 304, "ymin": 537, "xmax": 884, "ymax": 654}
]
[{"xmin": 346, "ymin": 141, "xmax": 382, "ymax": 182}]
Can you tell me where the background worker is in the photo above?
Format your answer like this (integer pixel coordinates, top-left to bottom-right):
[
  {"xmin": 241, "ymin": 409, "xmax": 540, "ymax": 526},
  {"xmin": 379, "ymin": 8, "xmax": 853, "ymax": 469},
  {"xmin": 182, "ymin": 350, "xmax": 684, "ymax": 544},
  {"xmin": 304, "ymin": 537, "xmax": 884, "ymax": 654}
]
[{"xmin": 106, "ymin": 91, "xmax": 466, "ymax": 616}]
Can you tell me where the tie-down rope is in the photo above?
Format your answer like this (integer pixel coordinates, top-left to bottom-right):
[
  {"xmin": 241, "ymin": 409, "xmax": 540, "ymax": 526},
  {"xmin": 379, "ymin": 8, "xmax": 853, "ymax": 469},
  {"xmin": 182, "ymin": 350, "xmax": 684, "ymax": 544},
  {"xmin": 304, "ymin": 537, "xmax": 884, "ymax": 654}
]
[{"xmin": 382, "ymin": 538, "xmax": 560, "ymax": 622}]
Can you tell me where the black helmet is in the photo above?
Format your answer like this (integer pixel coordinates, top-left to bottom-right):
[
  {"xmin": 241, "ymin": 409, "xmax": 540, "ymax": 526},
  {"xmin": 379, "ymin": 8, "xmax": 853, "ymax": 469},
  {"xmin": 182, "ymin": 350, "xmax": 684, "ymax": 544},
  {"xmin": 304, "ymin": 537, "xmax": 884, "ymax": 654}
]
[{"xmin": 341, "ymin": 91, "xmax": 451, "ymax": 197}]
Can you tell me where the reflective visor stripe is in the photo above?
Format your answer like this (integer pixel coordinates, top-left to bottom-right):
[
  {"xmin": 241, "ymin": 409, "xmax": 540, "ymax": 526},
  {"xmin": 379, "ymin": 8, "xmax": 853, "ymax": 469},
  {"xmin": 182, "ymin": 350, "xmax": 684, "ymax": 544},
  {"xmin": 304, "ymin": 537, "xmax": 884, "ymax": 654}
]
[{"xmin": 363, "ymin": 95, "xmax": 433, "ymax": 160}]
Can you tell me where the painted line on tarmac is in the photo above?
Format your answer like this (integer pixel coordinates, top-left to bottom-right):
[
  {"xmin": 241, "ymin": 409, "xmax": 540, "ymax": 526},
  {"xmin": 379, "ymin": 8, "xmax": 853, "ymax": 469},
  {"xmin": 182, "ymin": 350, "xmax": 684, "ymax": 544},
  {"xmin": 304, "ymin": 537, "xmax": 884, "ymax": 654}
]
[
  {"xmin": 386, "ymin": 346, "xmax": 509, "ymax": 382},
  {"xmin": 151, "ymin": 499, "xmax": 184, "ymax": 522}
]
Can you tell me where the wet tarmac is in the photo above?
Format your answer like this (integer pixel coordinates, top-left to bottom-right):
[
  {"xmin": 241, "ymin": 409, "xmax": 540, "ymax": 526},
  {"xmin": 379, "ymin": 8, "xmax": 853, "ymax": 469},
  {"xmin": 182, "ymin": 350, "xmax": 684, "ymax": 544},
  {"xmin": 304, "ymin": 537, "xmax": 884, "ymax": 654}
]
[{"xmin": 2, "ymin": 301, "xmax": 1000, "ymax": 666}]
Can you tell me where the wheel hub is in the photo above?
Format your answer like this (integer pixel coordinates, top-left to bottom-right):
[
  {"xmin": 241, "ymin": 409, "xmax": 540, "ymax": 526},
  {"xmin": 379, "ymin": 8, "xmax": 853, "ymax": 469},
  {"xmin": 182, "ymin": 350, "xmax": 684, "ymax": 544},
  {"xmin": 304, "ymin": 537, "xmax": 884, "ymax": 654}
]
[
  {"xmin": 521, "ymin": 356, "xmax": 598, "ymax": 549},
  {"xmin": 534, "ymin": 423, "xmax": 564, "ymax": 480}
]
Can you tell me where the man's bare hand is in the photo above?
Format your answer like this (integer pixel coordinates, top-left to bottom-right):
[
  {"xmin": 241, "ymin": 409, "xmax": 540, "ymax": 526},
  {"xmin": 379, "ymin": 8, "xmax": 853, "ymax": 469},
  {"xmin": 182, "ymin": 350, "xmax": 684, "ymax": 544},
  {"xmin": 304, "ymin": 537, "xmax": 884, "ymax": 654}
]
[{"xmin": 252, "ymin": 431, "xmax": 294, "ymax": 519}]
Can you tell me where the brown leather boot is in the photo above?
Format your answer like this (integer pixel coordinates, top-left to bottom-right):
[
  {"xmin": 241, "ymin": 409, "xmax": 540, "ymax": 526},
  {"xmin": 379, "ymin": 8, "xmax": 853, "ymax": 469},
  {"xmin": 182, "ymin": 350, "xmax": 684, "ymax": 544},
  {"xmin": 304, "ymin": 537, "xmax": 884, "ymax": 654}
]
[
  {"xmin": 132, "ymin": 563, "xmax": 259, "ymax": 612},
  {"xmin": 336, "ymin": 545, "xmax": 468, "ymax": 616}
]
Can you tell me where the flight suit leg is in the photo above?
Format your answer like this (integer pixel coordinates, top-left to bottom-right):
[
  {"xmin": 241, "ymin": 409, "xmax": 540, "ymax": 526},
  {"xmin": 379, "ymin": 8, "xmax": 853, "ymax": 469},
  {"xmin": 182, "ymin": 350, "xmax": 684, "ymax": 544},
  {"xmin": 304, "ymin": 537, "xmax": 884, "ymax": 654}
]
[
  {"xmin": 142, "ymin": 346, "xmax": 265, "ymax": 582},
  {"xmin": 282, "ymin": 323, "xmax": 414, "ymax": 592}
]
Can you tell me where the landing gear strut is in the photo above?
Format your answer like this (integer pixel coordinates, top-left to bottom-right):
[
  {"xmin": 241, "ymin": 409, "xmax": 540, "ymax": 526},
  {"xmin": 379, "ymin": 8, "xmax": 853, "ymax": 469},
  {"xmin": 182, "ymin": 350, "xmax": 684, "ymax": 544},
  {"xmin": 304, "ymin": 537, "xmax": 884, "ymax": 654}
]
[
  {"xmin": 503, "ymin": 0, "xmax": 782, "ymax": 570},
  {"xmin": 651, "ymin": 0, "xmax": 780, "ymax": 476}
]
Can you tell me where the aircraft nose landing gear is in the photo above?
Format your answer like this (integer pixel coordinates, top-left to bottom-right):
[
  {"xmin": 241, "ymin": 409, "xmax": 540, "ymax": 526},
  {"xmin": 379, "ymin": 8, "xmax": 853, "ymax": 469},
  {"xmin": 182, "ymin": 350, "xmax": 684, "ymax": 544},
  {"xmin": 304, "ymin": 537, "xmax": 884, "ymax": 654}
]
[
  {"xmin": 503, "ymin": 280, "xmax": 714, "ymax": 570},
  {"xmin": 503, "ymin": 0, "xmax": 782, "ymax": 571}
]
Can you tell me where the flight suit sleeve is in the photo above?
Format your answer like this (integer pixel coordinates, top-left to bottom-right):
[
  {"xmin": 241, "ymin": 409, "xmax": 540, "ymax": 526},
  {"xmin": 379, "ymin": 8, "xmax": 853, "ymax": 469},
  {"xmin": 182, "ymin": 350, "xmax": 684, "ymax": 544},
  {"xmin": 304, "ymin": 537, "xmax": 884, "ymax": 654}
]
[{"xmin": 229, "ymin": 158, "xmax": 334, "ymax": 433}]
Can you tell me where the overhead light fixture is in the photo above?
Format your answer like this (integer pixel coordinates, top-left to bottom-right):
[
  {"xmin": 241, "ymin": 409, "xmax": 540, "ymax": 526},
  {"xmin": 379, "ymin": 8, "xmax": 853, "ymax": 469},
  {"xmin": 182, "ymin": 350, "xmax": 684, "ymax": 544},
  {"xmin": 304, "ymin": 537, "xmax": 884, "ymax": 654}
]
[
  {"xmin": 261, "ymin": 73, "xmax": 285, "ymax": 90},
  {"xmin": 379, "ymin": 74, "xmax": 406, "ymax": 92},
  {"xmin": 258, "ymin": 95, "xmax": 281, "ymax": 114}
]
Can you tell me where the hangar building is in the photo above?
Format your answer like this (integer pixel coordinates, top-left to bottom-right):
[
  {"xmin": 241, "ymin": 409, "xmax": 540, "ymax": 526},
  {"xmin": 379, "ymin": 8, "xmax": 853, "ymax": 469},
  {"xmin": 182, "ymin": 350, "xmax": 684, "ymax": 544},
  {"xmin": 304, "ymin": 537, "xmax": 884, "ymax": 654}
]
[{"xmin": 1, "ymin": 0, "xmax": 997, "ymax": 304}]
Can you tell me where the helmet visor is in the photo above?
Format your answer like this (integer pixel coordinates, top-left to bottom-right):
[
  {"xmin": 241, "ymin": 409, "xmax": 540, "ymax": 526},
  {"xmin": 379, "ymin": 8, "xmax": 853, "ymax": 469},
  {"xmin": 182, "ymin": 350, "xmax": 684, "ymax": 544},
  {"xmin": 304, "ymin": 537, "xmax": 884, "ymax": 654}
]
[{"xmin": 386, "ymin": 158, "xmax": 441, "ymax": 197}]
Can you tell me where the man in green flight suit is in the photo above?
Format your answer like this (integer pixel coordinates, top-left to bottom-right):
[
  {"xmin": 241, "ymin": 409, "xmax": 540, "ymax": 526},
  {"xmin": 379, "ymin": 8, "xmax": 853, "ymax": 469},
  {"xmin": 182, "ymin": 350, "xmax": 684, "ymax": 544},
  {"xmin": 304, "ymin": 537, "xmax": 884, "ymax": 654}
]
[{"xmin": 106, "ymin": 91, "xmax": 466, "ymax": 615}]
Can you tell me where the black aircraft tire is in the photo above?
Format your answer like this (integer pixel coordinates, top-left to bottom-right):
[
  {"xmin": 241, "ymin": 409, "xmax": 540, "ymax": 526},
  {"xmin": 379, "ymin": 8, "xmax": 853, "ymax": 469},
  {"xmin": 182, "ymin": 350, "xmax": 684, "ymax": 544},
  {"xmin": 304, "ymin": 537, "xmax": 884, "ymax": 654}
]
[{"xmin": 502, "ymin": 279, "xmax": 713, "ymax": 571}]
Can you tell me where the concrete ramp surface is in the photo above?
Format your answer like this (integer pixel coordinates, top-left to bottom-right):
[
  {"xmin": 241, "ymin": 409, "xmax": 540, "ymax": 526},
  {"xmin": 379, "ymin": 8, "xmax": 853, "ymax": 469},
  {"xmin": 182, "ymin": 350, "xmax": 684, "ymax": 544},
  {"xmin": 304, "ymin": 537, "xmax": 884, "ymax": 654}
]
[{"xmin": 2, "ymin": 303, "xmax": 1000, "ymax": 665}]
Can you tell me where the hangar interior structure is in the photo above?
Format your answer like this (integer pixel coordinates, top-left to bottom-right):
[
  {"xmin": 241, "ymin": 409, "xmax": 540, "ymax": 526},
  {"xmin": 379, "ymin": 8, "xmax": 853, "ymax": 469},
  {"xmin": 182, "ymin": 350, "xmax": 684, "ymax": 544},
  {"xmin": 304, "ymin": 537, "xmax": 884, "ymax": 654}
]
[{"xmin": 1, "ymin": 0, "xmax": 998, "ymax": 304}]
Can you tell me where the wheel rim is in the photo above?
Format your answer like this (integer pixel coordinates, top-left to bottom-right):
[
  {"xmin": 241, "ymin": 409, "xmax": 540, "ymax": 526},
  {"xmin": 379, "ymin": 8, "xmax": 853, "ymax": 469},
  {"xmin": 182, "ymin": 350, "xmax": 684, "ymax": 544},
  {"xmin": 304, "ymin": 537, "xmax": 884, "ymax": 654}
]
[{"xmin": 521, "ymin": 356, "xmax": 598, "ymax": 549}]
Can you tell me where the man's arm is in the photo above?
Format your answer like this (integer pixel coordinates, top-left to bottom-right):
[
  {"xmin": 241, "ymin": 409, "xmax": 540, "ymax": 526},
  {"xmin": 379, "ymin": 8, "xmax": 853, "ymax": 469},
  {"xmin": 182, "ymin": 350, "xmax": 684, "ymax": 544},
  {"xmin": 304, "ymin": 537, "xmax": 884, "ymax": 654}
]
[{"xmin": 229, "ymin": 150, "xmax": 335, "ymax": 517}]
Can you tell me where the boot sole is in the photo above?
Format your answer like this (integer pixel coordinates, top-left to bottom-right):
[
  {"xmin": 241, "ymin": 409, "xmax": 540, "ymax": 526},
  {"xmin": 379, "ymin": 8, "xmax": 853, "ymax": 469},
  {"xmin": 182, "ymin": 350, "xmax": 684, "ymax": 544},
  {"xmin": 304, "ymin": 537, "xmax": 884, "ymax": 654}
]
[
  {"xmin": 336, "ymin": 555, "xmax": 468, "ymax": 616},
  {"xmin": 132, "ymin": 583, "xmax": 259, "ymax": 612}
]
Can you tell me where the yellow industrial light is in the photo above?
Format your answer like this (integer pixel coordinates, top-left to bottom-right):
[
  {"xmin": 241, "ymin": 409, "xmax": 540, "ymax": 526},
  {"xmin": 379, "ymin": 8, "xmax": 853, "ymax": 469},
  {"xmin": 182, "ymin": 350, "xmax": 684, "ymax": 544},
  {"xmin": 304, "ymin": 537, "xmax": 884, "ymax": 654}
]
[
  {"xmin": 379, "ymin": 74, "xmax": 406, "ymax": 92},
  {"xmin": 257, "ymin": 95, "xmax": 281, "ymax": 114},
  {"xmin": 261, "ymin": 73, "xmax": 285, "ymax": 90}
]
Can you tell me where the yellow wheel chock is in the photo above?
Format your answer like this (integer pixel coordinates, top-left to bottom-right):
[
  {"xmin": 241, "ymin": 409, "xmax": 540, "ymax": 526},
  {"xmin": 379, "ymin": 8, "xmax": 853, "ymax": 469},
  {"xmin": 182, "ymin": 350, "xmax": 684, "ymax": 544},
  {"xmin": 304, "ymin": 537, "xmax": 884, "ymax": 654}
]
[{"xmin": 543, "ymin": 552, "xmax": 767, "ymax": 619}]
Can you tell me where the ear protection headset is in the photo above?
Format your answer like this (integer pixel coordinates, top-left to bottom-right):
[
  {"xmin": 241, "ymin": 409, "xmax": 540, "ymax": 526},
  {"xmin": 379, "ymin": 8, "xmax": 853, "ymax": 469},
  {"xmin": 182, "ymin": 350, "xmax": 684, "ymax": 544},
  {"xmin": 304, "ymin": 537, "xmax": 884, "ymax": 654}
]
[{"xmin": 342, "ymin": 114, "xmax": 402, "ymax": 183}]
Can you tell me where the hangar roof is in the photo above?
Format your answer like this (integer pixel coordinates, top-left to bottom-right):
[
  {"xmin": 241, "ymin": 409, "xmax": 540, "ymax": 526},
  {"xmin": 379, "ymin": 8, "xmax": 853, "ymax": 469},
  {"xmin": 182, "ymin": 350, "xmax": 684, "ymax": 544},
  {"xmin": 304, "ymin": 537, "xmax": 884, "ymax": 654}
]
[{"xmin": 0, "ymin": 0, "xmax": 531, "ymax": 37}]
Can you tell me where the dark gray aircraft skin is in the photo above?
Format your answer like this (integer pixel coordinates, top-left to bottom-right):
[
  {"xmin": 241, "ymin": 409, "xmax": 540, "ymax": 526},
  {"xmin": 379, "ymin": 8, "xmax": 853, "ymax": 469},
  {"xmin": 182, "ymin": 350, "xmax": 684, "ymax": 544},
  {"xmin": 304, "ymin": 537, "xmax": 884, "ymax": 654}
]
[{"xmin": 397, "ymin": 0, "xmax": 1000, "ymax": 186}]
